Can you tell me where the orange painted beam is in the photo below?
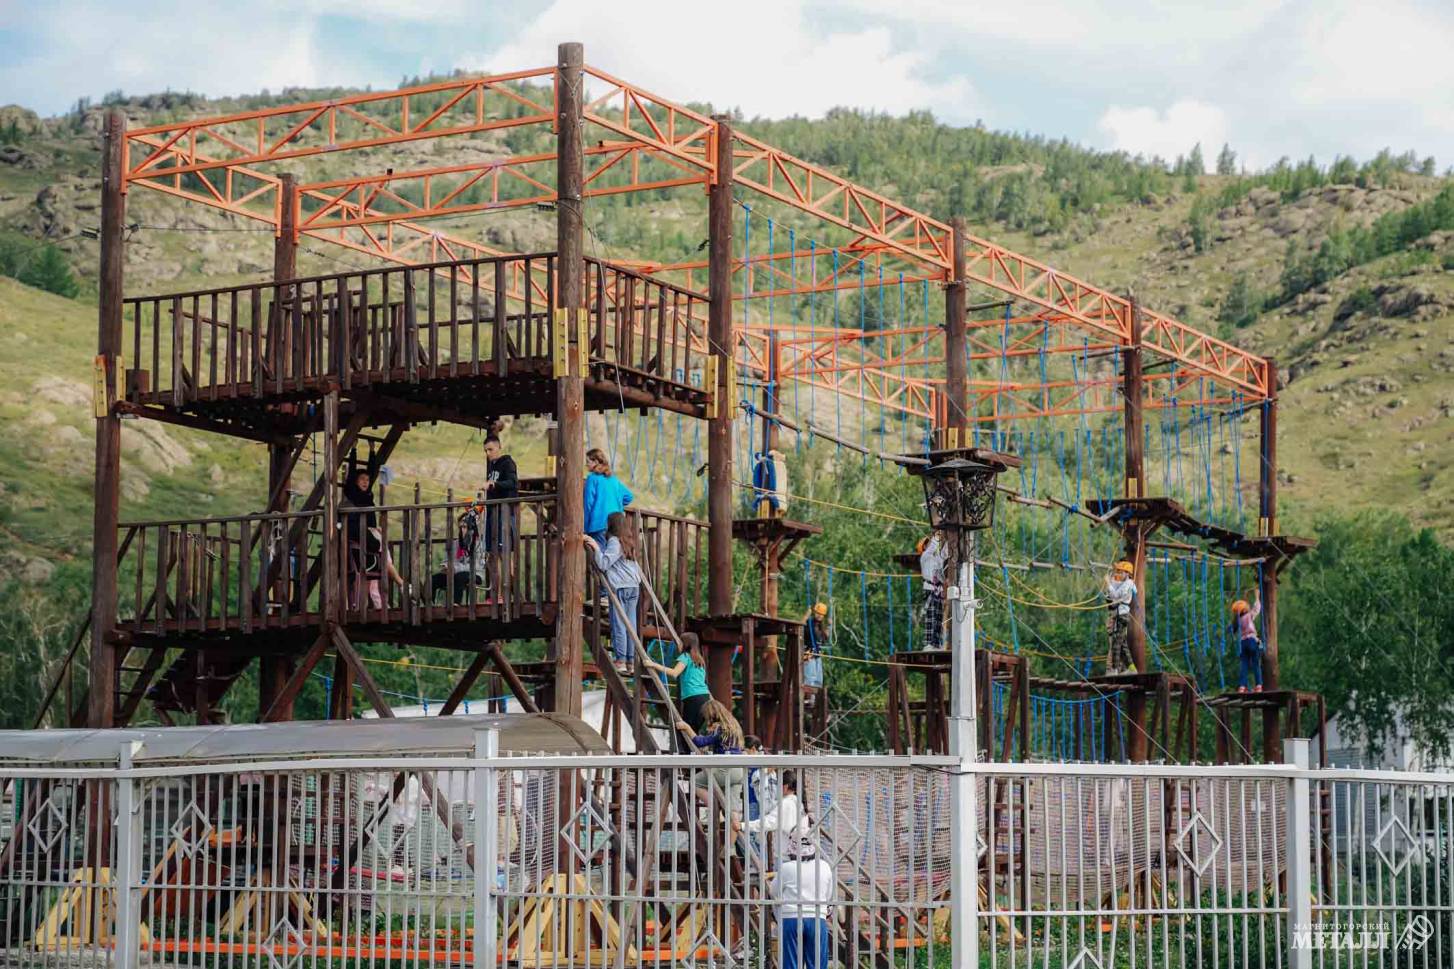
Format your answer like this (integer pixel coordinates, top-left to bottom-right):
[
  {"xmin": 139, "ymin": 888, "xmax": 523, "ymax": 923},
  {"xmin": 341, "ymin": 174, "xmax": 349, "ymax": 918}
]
[{"xmin": 126, "ymin": 68, "xmax": 555, "ymax": 181}]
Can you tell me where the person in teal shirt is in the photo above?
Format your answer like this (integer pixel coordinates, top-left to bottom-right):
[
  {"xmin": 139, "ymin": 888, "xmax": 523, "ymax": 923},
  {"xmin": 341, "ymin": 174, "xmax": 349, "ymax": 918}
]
[
  {"xmin": 645, "ymin": 632, "xmax": 712, "ymax": 751},
  {"xmin": 583, "ymin": 448, "xmax": 634, "ymax": 545}
]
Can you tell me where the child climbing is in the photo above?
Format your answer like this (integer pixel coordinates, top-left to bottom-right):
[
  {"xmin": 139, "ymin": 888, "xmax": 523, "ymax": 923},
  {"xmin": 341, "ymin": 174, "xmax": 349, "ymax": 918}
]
[
  {"xmin": 583, "ymin": 511, "xmax": 643, "ymax": 674},
  {"xmin": 644, "ymin": 632, "xmax": 713, "ymax": 751},
  {"xmin": 583, "ymin": 448, "xmax": 634, "ymax": 546},
  {"xmin": 919, "ymin": 531, "xmax": 949, "ymax": 650},
  {"xmin": 1232, "ymin": 594, "xmax": 1264, "ymax": 693},
  {"xmin": 802, "ymin": 602, "xmax": 828, "ymax": 694},
  {"xmin": 1104, "ymin": 560, "xmax": 1137, "ymax": 675}
]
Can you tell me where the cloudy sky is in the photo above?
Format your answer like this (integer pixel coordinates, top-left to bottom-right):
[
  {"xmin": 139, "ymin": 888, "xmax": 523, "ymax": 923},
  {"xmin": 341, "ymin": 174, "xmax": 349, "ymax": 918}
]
[{"xmin": 1, "ymin": 0, "xmax": 1451, "ymax": 171}]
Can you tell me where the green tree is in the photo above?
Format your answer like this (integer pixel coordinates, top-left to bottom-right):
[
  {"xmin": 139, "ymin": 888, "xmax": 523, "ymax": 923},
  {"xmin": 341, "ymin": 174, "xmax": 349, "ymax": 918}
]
[
  {"xmin": 1281, "ymin": 513, "xmax": 1454, "ymax": 762},
  {"xmin": 1215, "ymin": 143, "xmax": 1237, "ymax": 175},
  {"xmin": 0, "ymin": 573, "xmax": 88, "ymax": 729},
  {"xmin": 1217, "ymin": 272, "xmax": 1262, "ymax": 328},
  {"xmin": 1186, "ymin": 142, "xmax": 1205, "ymax": 175},
  {"xmin": 17, "ymin": 243, "xmax": 80, "ymax": 298}
]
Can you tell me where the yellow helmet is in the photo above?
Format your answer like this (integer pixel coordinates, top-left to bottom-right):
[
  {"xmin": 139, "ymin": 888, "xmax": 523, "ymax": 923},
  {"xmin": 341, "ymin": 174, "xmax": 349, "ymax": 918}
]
[
  {"xmin": 916, "ymin": 536, "xmax": 929, "ymax": 554},
  {"xmin": 1231, "ymin": 599, "xmax": 1250, "ymax": 615},
  {"xmin": 812, "ymin": 602, "xmax": 828, "ymax": 618},
  {"xmin": 1113, "ymin": 560, "xmax": 1134, "ymax": 578}
]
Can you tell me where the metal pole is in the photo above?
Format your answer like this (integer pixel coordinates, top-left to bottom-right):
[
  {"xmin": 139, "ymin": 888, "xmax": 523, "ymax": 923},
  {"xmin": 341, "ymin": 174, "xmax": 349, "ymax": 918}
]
[
  {"xmin": 949, "ymin": 538, "xmax": 979, "ymax": 969},
  {"xmin": 553, "ymin": 40, "xmax": 586, "ymax": 718},
  {"xmin": 88, "ymin": 109, "xmax": 126, "ymax": 728},
  {"xmin": 113, "ymin": 739, "xmax": 143, "ymax": 969},
  {"xmin": 473, "ymin": 728, "xmax": 500, "ymax": 969},
  {"xmin": 706, "ymin": 113, "xmax": 736, "ymax": 701},
  {"xmin": 1284, "ymin": 738, "xmax": 1313, "ymax": 969}
]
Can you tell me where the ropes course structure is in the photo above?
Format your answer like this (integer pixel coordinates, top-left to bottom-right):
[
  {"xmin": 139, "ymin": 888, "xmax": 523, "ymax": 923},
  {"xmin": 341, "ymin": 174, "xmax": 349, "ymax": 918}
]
[{"xmin": 41, "ymin": 40, "xmax": 1323, "ymax": 774}]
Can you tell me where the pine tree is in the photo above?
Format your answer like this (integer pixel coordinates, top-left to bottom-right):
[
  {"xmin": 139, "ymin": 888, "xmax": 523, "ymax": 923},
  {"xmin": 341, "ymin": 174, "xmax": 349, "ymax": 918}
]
[
  {"xmin": 1218, "ymin": 272, "xmax": 1261, "ymax": 328},
  {"xmin": 1215, "ymin": 143, "xmax": 1237, "ymax": 175},
  {"xmin": 1187, "ymin": 142, "xmax": 1205, "ymax": 175},
  {"xmin": 17, "ymin": 244, "xmax": 80, "ymax": 299}
]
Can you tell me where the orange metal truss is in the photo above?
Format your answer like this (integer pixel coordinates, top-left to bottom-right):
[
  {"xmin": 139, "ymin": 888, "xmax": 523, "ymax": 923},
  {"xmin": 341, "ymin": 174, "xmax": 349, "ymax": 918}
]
[
  {"xmin": 580, "ymin": 66, "xmax": 716, "ymax": 177},
  {"xmin": 118, "ymin": 54, "xmax": 1272, "ymax": 409},
  {"xmin": 726, "ymin": 131, "xmax": 953, "ymax": 270},
  {"xmin": 297, "ymin": 144, "xmax": 708, "ymax": 233},
  {"xmin": 126, "ymin": 68, "xmax": 556, "ymax": 182}
]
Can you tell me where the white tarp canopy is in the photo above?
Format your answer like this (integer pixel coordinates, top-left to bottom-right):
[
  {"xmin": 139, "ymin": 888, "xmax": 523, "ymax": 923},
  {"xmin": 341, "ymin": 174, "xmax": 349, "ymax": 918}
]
[{"xmin": 0, "ymin": 712, "xmax": 608, "ymax": 765}]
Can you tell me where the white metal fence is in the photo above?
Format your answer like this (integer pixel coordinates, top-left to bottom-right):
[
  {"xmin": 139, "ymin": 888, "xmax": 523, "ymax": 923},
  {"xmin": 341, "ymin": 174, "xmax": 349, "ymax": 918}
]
[{"xmin": 0, "ymin": 741, "xmax": 1449, "ymax": 968}]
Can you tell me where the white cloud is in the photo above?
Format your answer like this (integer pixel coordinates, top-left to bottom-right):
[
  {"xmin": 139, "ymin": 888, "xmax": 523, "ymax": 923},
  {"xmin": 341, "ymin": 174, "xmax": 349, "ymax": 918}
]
[
  {"xmin": 4, "ymin": 0, "xmax": 1452, "ymax": 173},
  {"xmin": 473, "ymin": 0, "xmax": 976, "ymax": 120},
  {"xmin": 1096, "ymin": 100, "xmax": 1229, "ymax": 169}
]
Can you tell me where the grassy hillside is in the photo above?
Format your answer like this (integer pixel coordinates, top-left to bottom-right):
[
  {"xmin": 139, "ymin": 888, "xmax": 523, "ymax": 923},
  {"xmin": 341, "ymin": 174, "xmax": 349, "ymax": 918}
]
[{"xmin": 0, "ymin": 84, "xmax": 1450, "ymax": 566}]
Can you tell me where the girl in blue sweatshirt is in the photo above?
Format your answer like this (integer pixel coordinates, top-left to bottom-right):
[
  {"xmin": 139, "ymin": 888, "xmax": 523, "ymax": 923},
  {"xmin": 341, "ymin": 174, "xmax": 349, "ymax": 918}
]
[{"xmin": 583, "ymin": 448, "xmax": 634, "ymax": 545}]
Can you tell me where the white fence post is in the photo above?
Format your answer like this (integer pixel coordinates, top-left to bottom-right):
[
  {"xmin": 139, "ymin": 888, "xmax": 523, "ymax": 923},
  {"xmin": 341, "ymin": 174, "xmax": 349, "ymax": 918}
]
[
  {"xmin": 1285, "ymin": 738, "xmax": 1313, "ymax": 969},
  {"xmin": 474, "ymin": 728, "xmax": 500, "ymax": 969},
  {"xmin": 949, "ymin": 557, "xmax": 980, "ymax": 969},
  {"xmin": 113, "ymin": 740, "xmax": 143, "ymax": 969}
]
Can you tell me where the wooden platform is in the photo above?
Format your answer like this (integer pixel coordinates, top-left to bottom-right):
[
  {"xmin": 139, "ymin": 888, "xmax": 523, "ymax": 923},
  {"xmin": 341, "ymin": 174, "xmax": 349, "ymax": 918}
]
[
  {"xmin": 1085, "ymin": 496, "xmax": 1315, "ymax": 562},
  {"xmin": 120, "ymin": 252, "xmax": 712, "ymax": 441}
]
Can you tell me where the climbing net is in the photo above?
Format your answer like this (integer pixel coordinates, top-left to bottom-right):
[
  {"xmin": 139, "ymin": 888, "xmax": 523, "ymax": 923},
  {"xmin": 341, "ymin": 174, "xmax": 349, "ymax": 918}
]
[{"xmin": 585, "ymin": 199, "xmax": 1269, "ymax": 758}]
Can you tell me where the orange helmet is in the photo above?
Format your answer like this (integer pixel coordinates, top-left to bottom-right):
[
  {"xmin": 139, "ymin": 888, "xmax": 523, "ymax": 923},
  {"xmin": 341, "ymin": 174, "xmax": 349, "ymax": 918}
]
[
  {"xmin": 1113, "ymin": 560, "xmax": 1134, "ymax": 578},
  {"xmin": 916, "ymin": 536, "xmax": 929, "ymax": 554},
  {"xmin": 812, "ymin": 602, "xmax": 828, "ymax": 618},
  {"xmin": 1231, "ymin": 599, "xmax": 1250, "ymax": 614}
]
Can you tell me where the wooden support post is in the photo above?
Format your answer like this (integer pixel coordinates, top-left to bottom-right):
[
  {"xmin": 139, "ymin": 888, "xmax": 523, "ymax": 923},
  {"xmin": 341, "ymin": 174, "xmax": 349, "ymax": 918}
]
[
  {"xmin": 552, "ymin": 40, "xmax": 586, "ymax": 719},
  {"xmin": 757, "ymin": 334, "xmax": 784, "ymax": 730},
  {"xmin": 274, "ymin": 174, "xmax": 297, "ymax": 281},
  {"xmin": 1259, "ymin": 360, "xmax": 1283, "ymax": 758},
  {"xmin": 323, "ymin": 389, "xmax": 348, "ymax": 721},
  {"xmin": 1122, "ymin": 295, "xmax": 1149, "ymax": 761},
  {"xmin": 322, "ymin": 392, "xmax": 340, "ymax": 626},
  {"xmin": 88, "ymin": 109, "xmax": 126, "ymax": 729},
  {"xmin": 260, "ymin": 173, "xmax": 300, "ymax": 722},
  {"xmin": 706, "ymin": 113, "xmax": 736, "ymax": 703},
  {"xmin": 944, "ymin": 217, "xmax": 968, "ymax": 447},
  {"xmin": 262, "ymin": 633, "xmax": 331, "ymax": 722},
  {"xmin": 439, "ymin": 651, "xmax": 491, "ymax": 716},
  {"xmin": 328, "ymin": 651, "xmax": 354, "ymax": 720}
]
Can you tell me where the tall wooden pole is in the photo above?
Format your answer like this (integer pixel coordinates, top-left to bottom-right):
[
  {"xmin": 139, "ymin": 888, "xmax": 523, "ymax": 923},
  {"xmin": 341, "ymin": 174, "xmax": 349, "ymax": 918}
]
[
  {"xmin": 1122, "ymin": 296, "xmax": 1150, "ymax": 761},
  {"xmin": 260, "ymin": 174, "xmax": 299, "ymax": 721},
  {"xmin": 944, "ymin": 218, "xmax": 968, "ymax": 449},
  {"xmin": 274, "ymin": 174, "xmax": 297, "ymax": 283},
  {"xmin": 759, "ymin": 334, "xmax": 782, "ymax": 637},
  {"xmin": 706, "ymin": 114, "xmax": 736, "ymax": 703},
  {"xmin": 1260, "ymin": 360, "xmax": 1281, "ymax": 760},
  {"xmin": 88, "ymin": 109, "xmax": 126, "ymax": 729},
  {"xmin": 552, "ymin": 41, "xmax": 586, "ymax": 718},
  {"xmin": 757, "ymin": 335, "xmax": 783, "ymax": 737}
]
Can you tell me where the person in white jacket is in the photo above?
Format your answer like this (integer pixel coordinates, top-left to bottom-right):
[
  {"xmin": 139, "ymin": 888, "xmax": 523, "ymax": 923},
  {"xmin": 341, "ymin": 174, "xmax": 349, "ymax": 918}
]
[
  {"xmin": 736, "ymin": 771, "xmax": 807, "ymax": 857},
  {"xmin": 918, "ymin": 531, "xmax": 950, "ymax": 650},
  {"xmin": 770, "ymin": 833, "xmax": 835, "ymax": 969}
]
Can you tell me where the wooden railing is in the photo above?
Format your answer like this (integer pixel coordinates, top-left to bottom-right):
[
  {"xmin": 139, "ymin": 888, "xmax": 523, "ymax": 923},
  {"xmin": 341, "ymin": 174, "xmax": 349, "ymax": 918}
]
[
  {"xmin": 113, "ymin": 498, "xmax": 707, "ymax": 639},
  {"xmin": 631, "ymin": 508, "xmax": 708, "ymax": 629},
  {"xmin": 336, "ymin": 498, "xmax": 554, "ymax": 627},
  {"xmin": 115, "ymin": 496, "xmax": 557, "ymax": 637},
  {"xmin": 584, "ymin": 257, "xmax": 709, "ymax": 386},
  {"xmin": 121, "ymin": 253, "xmax": 709, "ymax": 408}
]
